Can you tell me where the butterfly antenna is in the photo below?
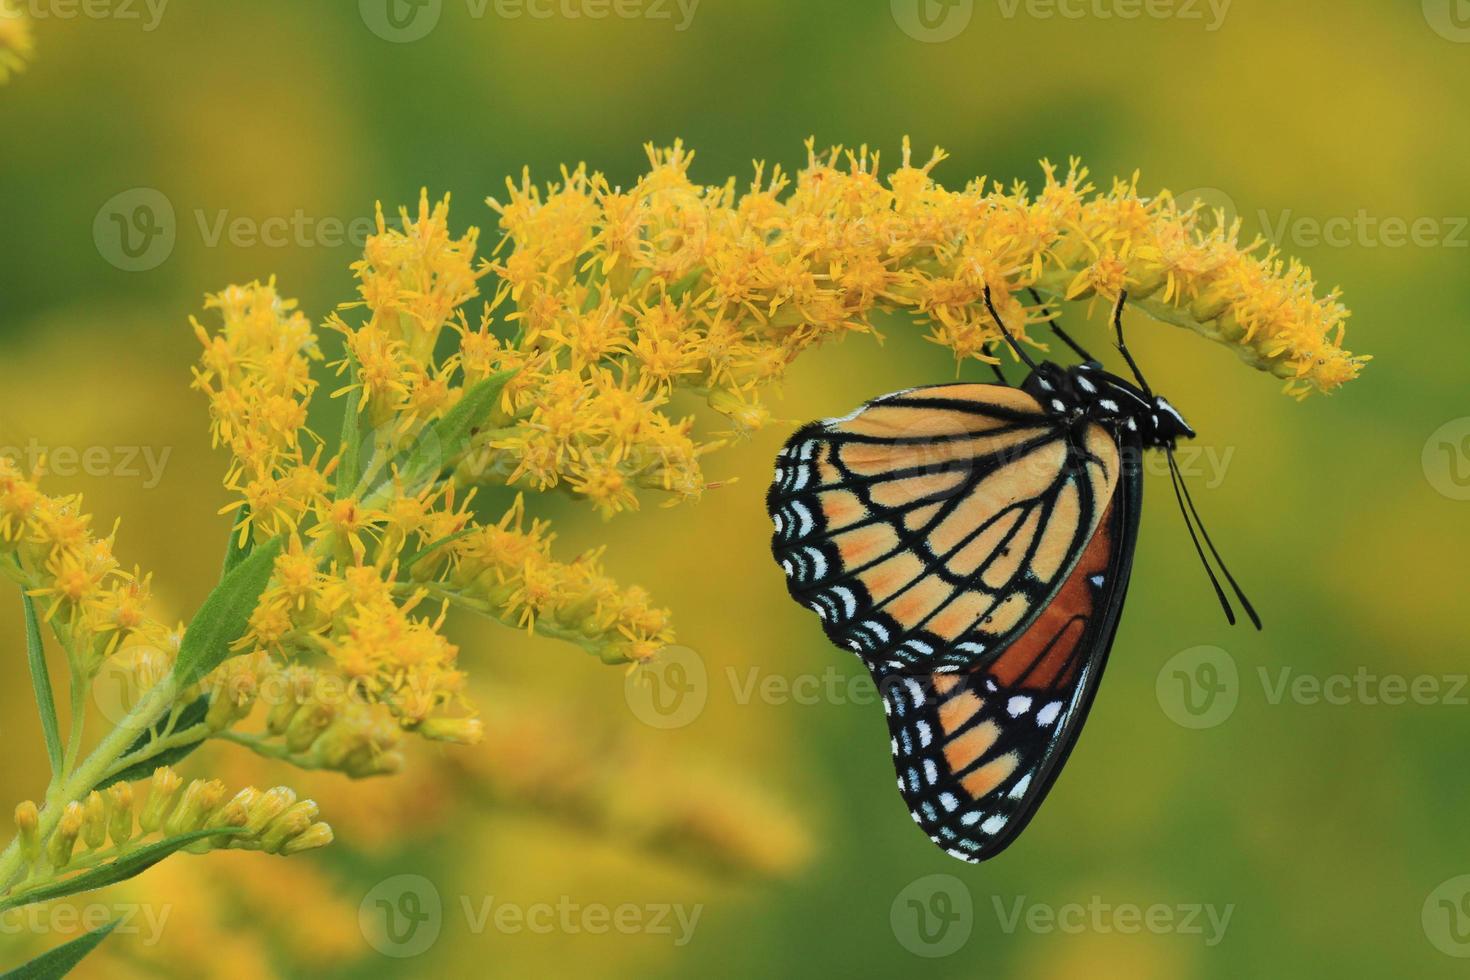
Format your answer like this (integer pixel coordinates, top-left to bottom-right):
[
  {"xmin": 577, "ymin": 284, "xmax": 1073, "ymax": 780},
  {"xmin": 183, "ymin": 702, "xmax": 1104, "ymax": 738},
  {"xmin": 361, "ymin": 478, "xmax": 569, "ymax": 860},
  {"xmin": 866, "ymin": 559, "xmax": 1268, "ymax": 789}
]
[
  {"xmin": 1168, "ymin": 450, "xmax": 1263, "ymax": 630},
  {"xmin": 1027, "ymin": 287, "xmax": 1094, "ymax": 363},
  {"xmin": 982, "ymin": 285, "xmax": 1040, "ymax": 371},
  {"xmin": 1110, "ymin": 292, "xmax": 1155, "ymax": 397},
  {"xmin": 1166, "ymin": 449, "xmax": 1236, "ymax": 626}
]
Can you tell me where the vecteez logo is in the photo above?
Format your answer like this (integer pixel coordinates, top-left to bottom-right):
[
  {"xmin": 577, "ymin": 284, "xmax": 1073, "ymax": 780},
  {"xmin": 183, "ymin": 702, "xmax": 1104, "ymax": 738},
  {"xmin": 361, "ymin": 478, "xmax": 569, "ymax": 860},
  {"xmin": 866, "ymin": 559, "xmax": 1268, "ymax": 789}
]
[
  {"xmin": 1423, "ymin": 0, "xmax": 1470, "ymax": 42},
  {"xmin": 1423, "ymin": 418, "xmax": 1470, "ymax": 501},
  {"xmin": 360, "ymin": 0, "xmax": 443, "ymax": 42},
  {"xmin": 890, "ymin": 874, "xmax": 973, "ymax": 957},
  {"xmin": 1156, "ymin": 645, "xmax": 1239, "ymax": 729},
  {"xmin": 891, "ymin": 0, "xmax": 975, "ymax": 42},
  {"xmin": 93, "ymin": 188, "xmax": 175, "ymax": 272},
  {"xmin": 623, "ymin": 645, "xmax": 708, "ymax": 729},
  {"xmin": 1424, "ymin": 875, "xmax": 1470, "ymax": 957},
  {"xmin": 360, "ymin": 874, "xmax": 444, "ymax": 958}
]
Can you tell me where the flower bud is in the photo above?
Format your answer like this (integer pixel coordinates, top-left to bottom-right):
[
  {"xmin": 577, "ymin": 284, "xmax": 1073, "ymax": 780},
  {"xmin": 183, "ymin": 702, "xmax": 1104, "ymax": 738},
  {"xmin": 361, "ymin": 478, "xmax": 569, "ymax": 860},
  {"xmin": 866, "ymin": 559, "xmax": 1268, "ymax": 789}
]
[
  {"xmin": 165, "ymin": 779, "xmax": 227, "ymax": 836},
  {"xmin": 81, "ymin": 791, "xmax": 108, "ymax": 850},
  {"xmin": 218, "ymin": 786, "xmax": 258, "ymax": 822},
  {"xmin": 107, "ymin": 783, "xmax": 134, "ymax": 845},
  {"xmin": 259, "ymin": 800, "xmax": 319, "ymax": 853},
  {"xmin": 140, "ymin": 767, "xmax": 183, "ymax": 833},
  {"xmin": 284, "ymin": 700, "xmax": 335, "ymax": 753},
  {"xmin": 707, "ymin": 388, "xmax": 771, "ymax": 437},
  {"xmin": 244, "ymin": 787, "xmax": 297, "ymax": 837},
  {"xmin": 14, "ymin": 801, "xmax": 39, "ymax": 861},
  {"xmin": 47, "ymin": 802, "xmax": 84, "ymax": 870},
  {"xmin": 280, "ymin": 821, "xmax": 334, "ymax": 855},
  {"xmin": 205, "ymin": 673, "xmax": 258, "ymax": 731},
  {"xmin": 418, "ymin": 716, "xmax": 484, "ymax": 745}
]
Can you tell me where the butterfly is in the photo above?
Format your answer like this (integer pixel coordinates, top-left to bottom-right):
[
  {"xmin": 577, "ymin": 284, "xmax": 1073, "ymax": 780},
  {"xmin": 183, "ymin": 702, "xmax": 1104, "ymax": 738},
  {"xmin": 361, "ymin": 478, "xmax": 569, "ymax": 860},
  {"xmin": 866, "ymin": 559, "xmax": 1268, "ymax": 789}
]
[{"xmin": 767, "ymin": 287, "xmax": 1259, "ymax": 864}]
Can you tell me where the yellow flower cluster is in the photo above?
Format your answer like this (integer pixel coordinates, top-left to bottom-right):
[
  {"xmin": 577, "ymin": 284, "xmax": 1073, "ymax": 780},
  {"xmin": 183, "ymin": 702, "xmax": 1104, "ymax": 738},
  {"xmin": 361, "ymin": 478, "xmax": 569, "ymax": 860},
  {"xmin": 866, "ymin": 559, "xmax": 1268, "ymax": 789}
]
[
  {"xmin": 242, "ymin": 559, "xmax": 468, "ymax": 730},
  {"xmin": 190, "ymin": 280, "xmax": 324, "ymax": 542},
  {"xmin": 200, "ymin": 656, "xmax": 411, "ymax": 777},
  {"xmin": 335, "ymin": 193, "xmax": 484, "ymax": 429},
  {"xmin": 0, "ymin": 456, "xmax": 174, "ymax": 678},
  {"xmin": 430, "ymin": 495, "xmax": 673, "ymax": 663},
  {"xmin": 188, "ymin": 192, "xmax": 680, "ymax": 749},
  {"xmin": 488, "ymin": 141, "xmax": 1365, "ymax": 451},
  {"xmin": 0, "ymin": 1, "xmax": 32, "ymax": 83},
  {"xmin": 459, "ymin": 361, "xmax": 711, "ymax": 518}
]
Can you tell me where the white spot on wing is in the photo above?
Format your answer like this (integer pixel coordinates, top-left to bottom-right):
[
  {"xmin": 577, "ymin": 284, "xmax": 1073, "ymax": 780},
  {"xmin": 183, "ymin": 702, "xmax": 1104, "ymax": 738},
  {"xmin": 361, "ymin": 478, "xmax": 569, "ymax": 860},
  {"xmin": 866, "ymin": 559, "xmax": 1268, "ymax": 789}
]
[{"xmin": 791, "ymin": 501, "xmax": 814, "ymax": 537}]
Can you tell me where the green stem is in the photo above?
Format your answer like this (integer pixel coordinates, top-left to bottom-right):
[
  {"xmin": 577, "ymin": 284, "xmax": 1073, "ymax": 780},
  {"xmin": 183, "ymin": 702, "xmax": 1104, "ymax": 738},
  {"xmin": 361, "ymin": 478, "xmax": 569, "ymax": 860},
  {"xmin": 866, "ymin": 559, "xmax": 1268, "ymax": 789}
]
[
  {"xmin": 59, "ymin": 673, "xmax": 86, "ymax": 782},
  {"xmin": 214, "ymin": 731, "xmax": 298, "ymax": 764},
  {"xmin": 100, "ymin": 722, "xmax": 212, "ymax": 783},
  {"xmin": 3, "ymin": 839, "xmax": 140, "ymax": 901},
  {"xmin": 0, "ymin": 674, "xmax": 180, "ymax": 896}
]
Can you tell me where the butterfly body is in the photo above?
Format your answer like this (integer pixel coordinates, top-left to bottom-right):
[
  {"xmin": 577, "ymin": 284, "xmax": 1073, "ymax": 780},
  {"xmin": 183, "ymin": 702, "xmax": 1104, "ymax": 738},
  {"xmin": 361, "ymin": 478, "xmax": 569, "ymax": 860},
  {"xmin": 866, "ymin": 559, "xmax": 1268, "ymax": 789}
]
[
  {"xmin": 1022, "ymin": 360, "xmax": 1195, "ymax": 449},
  {"xmin": 767, "ymin": 360, "xmax": 1199, "ymax": 863}
]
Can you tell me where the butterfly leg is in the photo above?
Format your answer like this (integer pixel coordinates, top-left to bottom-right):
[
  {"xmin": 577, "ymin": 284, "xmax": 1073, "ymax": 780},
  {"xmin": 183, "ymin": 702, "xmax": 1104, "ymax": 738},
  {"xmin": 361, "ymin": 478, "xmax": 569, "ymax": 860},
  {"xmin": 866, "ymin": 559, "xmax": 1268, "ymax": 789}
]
[
  {"xmin": 981, "ymin": 285, "xmax": 1041, "ymax": 371},
  {"xmin": 982, "ymin": 345, "xmax": 1010, "ymax": 385},
  {"xmin": 1026, "ymin": 287, "xmax": 1095, "ymax": 365},
  {"xmin": 1109, "ymin": 290, "xmax": 1155, "ymax": 396}
]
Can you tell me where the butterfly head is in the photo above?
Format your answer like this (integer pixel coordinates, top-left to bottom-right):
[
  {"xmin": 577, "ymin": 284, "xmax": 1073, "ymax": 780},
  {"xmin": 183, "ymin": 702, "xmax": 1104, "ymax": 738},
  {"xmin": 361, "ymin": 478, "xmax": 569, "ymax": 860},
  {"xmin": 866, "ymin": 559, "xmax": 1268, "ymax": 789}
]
[{"xmin": 1147, "ymin": 394, "xmax": 1195, "ymax": 445}]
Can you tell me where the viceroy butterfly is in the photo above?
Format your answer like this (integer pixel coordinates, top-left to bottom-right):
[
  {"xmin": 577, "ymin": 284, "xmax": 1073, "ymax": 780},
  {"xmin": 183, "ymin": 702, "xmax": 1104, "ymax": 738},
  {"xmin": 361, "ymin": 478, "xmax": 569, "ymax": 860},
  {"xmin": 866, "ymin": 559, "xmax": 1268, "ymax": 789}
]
[{"xmin": 767, "ymin": 288, "xmax": 1258, "ymax": 863}]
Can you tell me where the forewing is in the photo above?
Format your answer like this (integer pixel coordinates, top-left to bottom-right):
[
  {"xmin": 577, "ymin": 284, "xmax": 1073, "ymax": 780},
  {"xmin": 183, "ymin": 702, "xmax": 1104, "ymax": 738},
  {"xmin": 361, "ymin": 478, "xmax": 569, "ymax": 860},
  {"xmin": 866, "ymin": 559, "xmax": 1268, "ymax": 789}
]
[{"xmin": 768, "ymin": 383, "xmax": 1119, "ymax": 673}]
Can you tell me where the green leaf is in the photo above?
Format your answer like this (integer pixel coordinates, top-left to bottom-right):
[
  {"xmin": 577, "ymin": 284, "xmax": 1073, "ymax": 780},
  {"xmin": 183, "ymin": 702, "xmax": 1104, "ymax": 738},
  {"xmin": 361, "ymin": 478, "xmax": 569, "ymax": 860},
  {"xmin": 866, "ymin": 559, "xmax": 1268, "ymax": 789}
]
[
  {"xmin": 365, "ymin": 369, "xmax": 516, "ymax": 497},
  {"xmin": 172, "ymin": 535, "xmax": 284, "ymax": 689},
  {"xmin": 400, "ymin": 526, "xmax": 481, "ymax": 573},
  {"xmin": 22, "ymin": 594, "xmax": 63, "ymax": 779},
  {"xmin": 335, "ymin": 354, "xmax": 363, "ymax": 501},
  {"xmin": 219, "ymin": 503, "xmax": 254, "ymax": 580},
  {"xmin": 94, "ymin": 696, "xmax": 210, "ymax": 792},
  {"xmin": 436, "ymin": 370, "xmax": 516, "ymax": 455},
  {"xmin": 0, "ymin": 829, "xmax": 235, "ymax": 912},
  {"xmin": 0, "ymin": 918, "xmax": 119, "ymax": 979}
]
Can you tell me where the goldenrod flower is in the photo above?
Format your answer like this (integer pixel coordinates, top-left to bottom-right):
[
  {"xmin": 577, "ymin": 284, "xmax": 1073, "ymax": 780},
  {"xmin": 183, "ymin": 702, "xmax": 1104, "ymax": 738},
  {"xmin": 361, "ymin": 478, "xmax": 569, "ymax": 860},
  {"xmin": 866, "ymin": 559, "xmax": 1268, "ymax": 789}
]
[
  {"xmin": 491, "ymin": 139, "xmax": 1365, "ymax": 417},
  {"xmin": 0, "ymin": 457, "xmax": 173, "ymax": 680},
  {"xmin": 192, "ymin": 279, "xmax": 324, "ymax": 541}
]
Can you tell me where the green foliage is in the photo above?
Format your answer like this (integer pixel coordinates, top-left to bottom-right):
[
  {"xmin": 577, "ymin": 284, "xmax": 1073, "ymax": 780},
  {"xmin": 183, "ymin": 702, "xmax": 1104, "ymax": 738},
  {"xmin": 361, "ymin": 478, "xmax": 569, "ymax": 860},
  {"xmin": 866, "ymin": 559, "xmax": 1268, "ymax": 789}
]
[
  {"xmin": 0, "ymin": 919, "xmax": 119, "ymax": 980},
  {"xmin": 172, "ymin": 536, "xmax": 284, "ymax": 689}
]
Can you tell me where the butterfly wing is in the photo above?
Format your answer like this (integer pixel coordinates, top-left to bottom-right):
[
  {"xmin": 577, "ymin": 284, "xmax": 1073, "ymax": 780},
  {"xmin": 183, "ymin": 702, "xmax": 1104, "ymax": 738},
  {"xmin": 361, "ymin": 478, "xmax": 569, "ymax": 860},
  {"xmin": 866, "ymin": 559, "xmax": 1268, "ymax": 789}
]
[
  {"xmin": 878, "ymin": 463, "xmax": 1141, "ymax": 862},
  {"xmin": 768, "ymin": 383, "xmax": 1120, "ymax": 674}
]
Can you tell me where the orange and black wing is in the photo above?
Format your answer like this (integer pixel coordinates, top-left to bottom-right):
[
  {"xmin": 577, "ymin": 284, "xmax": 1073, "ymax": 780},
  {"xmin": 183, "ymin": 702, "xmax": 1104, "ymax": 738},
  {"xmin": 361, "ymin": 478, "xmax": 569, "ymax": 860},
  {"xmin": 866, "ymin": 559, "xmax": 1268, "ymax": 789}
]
[
  {"xmin": 768, "ymin": 383, "xmax": 1119, "ymax": 674},
  {"xmin": 876, "ymin": 478, "xmax": 1140, "ymax": 862}
]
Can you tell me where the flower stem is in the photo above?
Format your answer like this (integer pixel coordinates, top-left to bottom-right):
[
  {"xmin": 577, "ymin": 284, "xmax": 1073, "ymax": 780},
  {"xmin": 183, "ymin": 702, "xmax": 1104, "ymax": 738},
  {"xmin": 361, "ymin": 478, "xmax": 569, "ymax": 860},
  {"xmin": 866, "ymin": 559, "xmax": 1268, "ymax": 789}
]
[
  {"xmin": 100, "ymin": 722, "xmax": 212, "ymax": 783},
  {"xmin": 59, "ymin": 672, "xmax": 86, "ymax": 782},
  {"xmin": 0, "ymin": 674, "xmax": 180, "ymax": 896}
]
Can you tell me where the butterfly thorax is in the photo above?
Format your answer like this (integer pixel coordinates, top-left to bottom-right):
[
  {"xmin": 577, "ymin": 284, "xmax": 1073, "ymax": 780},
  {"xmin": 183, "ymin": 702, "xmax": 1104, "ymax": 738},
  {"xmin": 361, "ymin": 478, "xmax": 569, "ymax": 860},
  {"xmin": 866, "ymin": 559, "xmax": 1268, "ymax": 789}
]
[{"xmin": 1022, "ymin": 361, "xmax": 1194, "ymax": 450}]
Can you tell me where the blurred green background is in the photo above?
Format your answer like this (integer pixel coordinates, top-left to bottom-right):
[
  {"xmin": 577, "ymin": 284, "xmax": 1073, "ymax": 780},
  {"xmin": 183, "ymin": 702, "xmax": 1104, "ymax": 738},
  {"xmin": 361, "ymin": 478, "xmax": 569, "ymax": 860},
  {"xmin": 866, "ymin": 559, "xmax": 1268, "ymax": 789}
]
[{"xmin": 1, "ymin": 0, "xmax": 1468, "ymax": 976}]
